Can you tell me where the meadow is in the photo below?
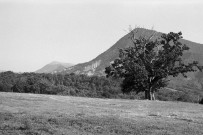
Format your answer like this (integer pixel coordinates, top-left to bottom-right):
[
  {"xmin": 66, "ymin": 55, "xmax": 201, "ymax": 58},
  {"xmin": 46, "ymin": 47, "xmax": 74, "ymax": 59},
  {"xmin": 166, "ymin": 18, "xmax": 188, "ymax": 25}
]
[{"xmin": 0, "ymin": 92, "xmax": 203, "ymax": 135}]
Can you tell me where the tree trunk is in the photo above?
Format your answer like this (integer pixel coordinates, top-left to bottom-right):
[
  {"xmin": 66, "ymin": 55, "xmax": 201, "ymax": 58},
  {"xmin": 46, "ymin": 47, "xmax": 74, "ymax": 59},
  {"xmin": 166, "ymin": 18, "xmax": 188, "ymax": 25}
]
[
  {"xmin": 145, "ymin": 90, "xmax": 148, "ymax": 99},
  {"xmin": 150, "ymin": 91, "xmax": 156, "ymax": 100},
  {"xmin": 145, "ymin": 87, "xmax": 156, "ymax": 100},
  {"xmin": 145, "ymin": 90, "xmax": 151, "ymax": 100}
]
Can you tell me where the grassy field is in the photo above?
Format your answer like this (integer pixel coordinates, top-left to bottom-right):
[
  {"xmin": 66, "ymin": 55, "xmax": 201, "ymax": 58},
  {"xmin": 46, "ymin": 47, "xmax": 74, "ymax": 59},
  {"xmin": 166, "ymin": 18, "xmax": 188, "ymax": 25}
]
[{"xmin": 0, "ymin": 92, "xmax": 203, "ymax": 135}]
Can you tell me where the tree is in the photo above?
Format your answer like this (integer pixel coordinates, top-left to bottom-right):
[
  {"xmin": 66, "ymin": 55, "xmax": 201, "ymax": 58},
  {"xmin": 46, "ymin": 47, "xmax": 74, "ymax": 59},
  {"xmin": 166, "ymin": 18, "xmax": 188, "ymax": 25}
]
[{"xmin": 105, "ymin": 29, "xmax": 203, "ymax": 100}]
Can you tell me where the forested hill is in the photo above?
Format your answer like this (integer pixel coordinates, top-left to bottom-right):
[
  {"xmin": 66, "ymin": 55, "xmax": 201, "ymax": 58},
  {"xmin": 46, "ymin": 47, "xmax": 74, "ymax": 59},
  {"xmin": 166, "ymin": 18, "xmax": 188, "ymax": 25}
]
[
  {"xmin": 60, "ymin": 28, "xmax": 203, "ymax": 76},
  {"xmin": 1, "ymin": 29, "xmax": 203, "ymax": 103},
  {"xmin": 58, "ymin": 28, "xmax": 203, "ymax": 96}
]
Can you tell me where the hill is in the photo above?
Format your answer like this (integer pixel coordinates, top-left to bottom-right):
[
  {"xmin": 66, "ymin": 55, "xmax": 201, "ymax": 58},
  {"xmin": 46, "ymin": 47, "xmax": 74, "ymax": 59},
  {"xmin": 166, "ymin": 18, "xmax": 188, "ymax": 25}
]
[
  {"xmin": 61, "ymin": 28, "xmax": 203, "ymax": 92},
  {"xmin": 0, "ymin": 92, "xmax": 203, "ymax": 135},
  {"xmin": 35, "ymin": 61, "xmax": 74, "ymax": 73}
]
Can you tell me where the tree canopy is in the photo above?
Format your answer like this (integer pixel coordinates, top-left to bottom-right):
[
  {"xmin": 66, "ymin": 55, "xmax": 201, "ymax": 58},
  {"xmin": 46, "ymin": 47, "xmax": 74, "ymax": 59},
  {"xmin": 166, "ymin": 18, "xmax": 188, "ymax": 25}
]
[{"xmin": 105, "ymin": 30, "xmax": 203, "ymax": 100}]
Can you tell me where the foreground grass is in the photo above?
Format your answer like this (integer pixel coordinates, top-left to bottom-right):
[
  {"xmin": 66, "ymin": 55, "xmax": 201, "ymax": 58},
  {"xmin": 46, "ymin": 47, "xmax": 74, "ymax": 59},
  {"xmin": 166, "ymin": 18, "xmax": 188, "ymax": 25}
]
[{"xmin": 0, "ymin": 92, "xmax": 203, "ymax": 135}]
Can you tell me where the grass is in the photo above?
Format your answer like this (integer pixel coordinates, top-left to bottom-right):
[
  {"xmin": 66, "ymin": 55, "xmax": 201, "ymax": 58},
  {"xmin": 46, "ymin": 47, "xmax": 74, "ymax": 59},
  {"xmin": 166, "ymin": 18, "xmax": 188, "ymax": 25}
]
[{"xmin": 0, "ymin": 92, "xmax": 203, "ymax": 135}]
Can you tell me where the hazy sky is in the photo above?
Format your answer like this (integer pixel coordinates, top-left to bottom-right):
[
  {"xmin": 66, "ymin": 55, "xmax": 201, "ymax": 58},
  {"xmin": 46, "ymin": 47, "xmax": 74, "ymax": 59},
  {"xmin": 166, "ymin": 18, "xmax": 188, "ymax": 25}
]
[{"xmin": 0, "ymin": 0, "xmax": 203, "ymax": 72}]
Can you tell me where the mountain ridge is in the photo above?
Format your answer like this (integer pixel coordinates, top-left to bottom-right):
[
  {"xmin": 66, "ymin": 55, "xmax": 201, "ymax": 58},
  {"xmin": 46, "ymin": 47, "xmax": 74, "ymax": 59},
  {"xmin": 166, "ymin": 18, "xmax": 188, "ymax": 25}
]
[
  {"xmin": 35, "ymin": 61, "xmax": 74, "ymax": 73},
  {"xmin": 61, "ymin": 28, "xmax": 203, "ymax": 74},
  {"xmin": 58, "ymin": 28, "xmax": 203, "ymax": 92}
]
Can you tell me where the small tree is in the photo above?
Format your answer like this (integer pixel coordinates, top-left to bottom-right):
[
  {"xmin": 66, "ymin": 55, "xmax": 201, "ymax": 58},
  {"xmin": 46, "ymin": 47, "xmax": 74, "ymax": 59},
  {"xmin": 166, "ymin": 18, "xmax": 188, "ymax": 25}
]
[{"xmin": 105, "ymin": 29, "xmax": 203, "ymax": 100}]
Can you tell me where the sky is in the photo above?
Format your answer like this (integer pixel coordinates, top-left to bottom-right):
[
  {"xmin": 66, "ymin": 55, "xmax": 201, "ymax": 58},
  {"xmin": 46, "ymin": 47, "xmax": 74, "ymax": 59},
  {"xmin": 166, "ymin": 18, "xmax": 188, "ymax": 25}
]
[{"xmin": 0, "ymin": 0, "xmax": 203, "ymax": 72}]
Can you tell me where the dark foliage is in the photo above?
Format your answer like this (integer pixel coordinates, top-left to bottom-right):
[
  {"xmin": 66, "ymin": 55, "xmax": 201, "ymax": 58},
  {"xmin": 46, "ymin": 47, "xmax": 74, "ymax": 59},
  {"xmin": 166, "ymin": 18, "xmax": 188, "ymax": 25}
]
[
  {"xmin": 105, "ymin": 30, "xmax": 203, "ymax": 100},
  {"xmin": 0, "ymin": 71, "xmax": 122, "ymax": 98},
  {"xmin": 0, "ymin": 71, "xmax": 202, "ymax": 103}
]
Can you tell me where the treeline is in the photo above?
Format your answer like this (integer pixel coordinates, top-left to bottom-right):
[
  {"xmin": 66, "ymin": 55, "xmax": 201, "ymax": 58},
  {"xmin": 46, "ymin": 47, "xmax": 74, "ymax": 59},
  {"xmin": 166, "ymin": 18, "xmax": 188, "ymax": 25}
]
[
  {"xmin": 0, "ymin": 71, "xmax": 123, "ymax": 98},
  {"xmin": 0, "ymin": 71, "xmax": 202, "ymax": 103}
]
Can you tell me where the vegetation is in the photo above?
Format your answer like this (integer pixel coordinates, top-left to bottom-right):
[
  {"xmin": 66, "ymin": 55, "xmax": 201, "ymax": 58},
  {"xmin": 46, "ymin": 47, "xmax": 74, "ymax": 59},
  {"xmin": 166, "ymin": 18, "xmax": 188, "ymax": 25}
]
[
  {"xmin": 0, "ymin": 71, "xmax": 203, "ymax": 103},
  {"xmin": 0, "ymin": 71, "xmax": 121, "ymax": 98},
  {"xmin": 105, "ymin": 30, "xmax": 203, "ymax": 100}
]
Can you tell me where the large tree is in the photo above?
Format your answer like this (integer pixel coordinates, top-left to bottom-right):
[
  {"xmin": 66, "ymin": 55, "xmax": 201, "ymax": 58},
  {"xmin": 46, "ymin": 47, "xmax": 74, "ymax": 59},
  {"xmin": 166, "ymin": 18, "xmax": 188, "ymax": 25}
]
[{"xmin": 105, "ymin": 30, "xmax": 203, "ymax": 100}]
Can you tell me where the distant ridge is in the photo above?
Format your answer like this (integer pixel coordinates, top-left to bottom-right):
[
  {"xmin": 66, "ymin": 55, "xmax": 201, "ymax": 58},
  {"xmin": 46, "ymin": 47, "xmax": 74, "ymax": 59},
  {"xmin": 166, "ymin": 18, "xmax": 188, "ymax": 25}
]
[{"xmin": 35, "ymin": 61, "xmax": 74, "ymax": 73}]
